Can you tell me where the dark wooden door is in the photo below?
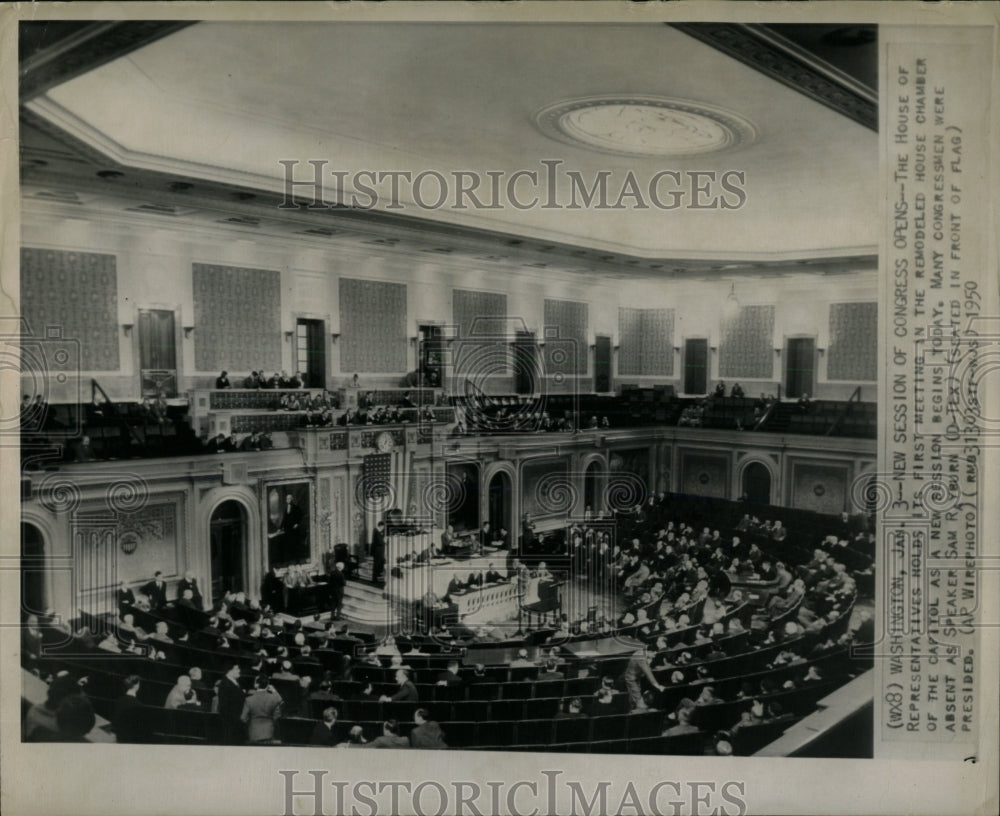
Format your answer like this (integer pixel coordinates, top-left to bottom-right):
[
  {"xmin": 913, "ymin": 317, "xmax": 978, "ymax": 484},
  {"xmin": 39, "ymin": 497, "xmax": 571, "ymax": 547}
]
[
  {"xmin": 593, "ymin": 335, "xmax": 612, "ymax": 393},
  {"xmin": 139, "ymin": 309, "xmax": 177, "ymax": 397},
  {"xmin": 786, "ymin": 337, "xmax": 816, "ymax": 398},
  {"xmin": 210, "ymin": 502, "xmax": 245, "ymax": 600},
  {"xmin": 683, "ymin": 338, "xmax": 708, "ymax": 395},
  {"xmin": 296, "ymin": 319, "xmax": 326, "ymax": 388}
]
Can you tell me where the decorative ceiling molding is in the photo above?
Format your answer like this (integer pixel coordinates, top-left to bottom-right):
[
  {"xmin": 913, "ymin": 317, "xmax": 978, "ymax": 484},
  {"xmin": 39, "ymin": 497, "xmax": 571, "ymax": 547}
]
[
  {"xmin": 535, "ymin": 95, "xmax": 758, "ymax": 158},
  {"xmin": 19, "ymin": 21, "xmax": 196, "ymax": 103},
  {"xmin": 20, "ymin": 109, "xmax": 876, "ymax": 278},
  {"xmin": 671, "ymin": 23, "xmax": 877, "ymax": 131}
]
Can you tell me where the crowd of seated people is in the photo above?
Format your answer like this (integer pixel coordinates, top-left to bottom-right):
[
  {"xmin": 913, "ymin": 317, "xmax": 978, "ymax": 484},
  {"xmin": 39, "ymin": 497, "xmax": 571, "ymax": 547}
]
[
  {"xmin": 236, "ymin": 370, "xmax": 308, "ymax": 389},
  {"xmin": 338, "ymin": 403, "xmax": 436, "ymax": 426},
  {"xmin": 23, "ymin": 497, "xmax": 872, "ymax": 753},
  {"xmin": 456, "ymin": 407, "xmax": 587, "ymax": 436}
]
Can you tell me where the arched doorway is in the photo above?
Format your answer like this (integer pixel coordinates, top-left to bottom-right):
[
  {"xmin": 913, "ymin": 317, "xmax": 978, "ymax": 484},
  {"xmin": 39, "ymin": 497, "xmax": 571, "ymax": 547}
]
[
  {"xmin": 21, "ymin": 523, "xmax": 46, "ymax": 618},
  {"xmin": 584, "ymin": 461, "xmax": 604, "ymax": 515},
  {"xmin": 446, "ymin": 463, "xmax": 480, "ymax": 532},
  {"xmin": 488, "ymin": 471, "xmax": 512, "ymax": 535},
  {"xmin": 742, "ymin": 462, "xmax": 772, "ymax": 505},
  {"xmin": 210, "ymin": 501, "xmax": 246, "ymax": 601}
]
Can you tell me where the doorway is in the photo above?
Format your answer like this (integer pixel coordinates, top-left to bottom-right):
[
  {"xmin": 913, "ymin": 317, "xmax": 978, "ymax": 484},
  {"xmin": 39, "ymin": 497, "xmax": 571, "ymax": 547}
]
[
  {"xmin": 417, "ymin": 324, "xmax": 445, "ymax": 389},
  {"xmin": 786, "ymin": 337, "xmax": 816, "ymax": 398},
  {"xmin": 683, "ymin": 338, "xmax": 709, "ymax": 395},
  {"xmin": 742, "ymin": 462, "xmax": 772, "ymax": 505},
  {"xmin": 21, "ymin": 523, "xmax": 46, "ymax": 617},
  {"xmin": 584, "ymin": 461, "xmax": 604, "ymax": 515},
  {"xmin": 210, "ymin": 501, "xmax": 246, "ymax": 601},
  {"xmin": 139, "ymin": 309, "xmax": 177, "ymax": 397},
  {"xmin": 593, "ymin": 335, "xmax": 612, "ymax": 393},
  {"xmin": 488, "ymin": 471, "xmax": 512, "ymax": 534},
  {"xmin": 296, "ymin": 319, "xmax": 327, "ymax": 388}
]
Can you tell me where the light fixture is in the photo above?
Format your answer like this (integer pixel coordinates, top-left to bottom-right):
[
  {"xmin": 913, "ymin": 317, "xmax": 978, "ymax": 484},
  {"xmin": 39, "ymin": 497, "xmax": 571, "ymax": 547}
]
[
  {"xmin": 722, "ymin": 282, "xmax": 740, "ymax": 321},
  {"xmin": 330, "ymin": 332, "xmax": 341, "ymax": 343},
  {"xmin": 284, "ymin": 331, "xmax": 294, "ymax": 342},
  {"xmin": 183, "ymin": 325, "xmax": 195, "ymax": 339},
  {"xmin": 122, "ymin": 323, "xmax": 134, "ymax": 337}
]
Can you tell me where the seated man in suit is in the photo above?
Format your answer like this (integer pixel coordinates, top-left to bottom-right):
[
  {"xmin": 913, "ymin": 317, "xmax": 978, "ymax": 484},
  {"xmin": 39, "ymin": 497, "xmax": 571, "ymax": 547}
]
[
  {"xmin": 484, "ymin": 563, "xmax": 506, "ymax": 584},
  {"xmin": 309, "ymin": 707, "xmax": 340, "ymax": 746},
  {"xmin": 243, "ymin": 371, "xmax": 260, "ymax": 388},
  {"xmin": 379, "ymin": 669, "xmax": 418, "ymax": 703},
  {"xmin": 176, "ymin": 571, "xmax": 203, "ymax": 611},
  {"xmin": 215, "ymin": 371, "xmax": 231, "ymax": 389},
  {"xmin": 444, "ymin": 574, "xmax": 467, "ymax": 599},
  {"xmin": 141, "ymin": 571, "xmax": 169, "ymax": 612},
  {"xmin": 537, "ymin": 659, "xmax": 564, "ymax": 681},
  {"xmin": 71, "ymin": 435, "xmax": 98, "ymax": 462},
  {"xmin": 436, "ymin": 660, "xmax": 464, "ymax": 688}
]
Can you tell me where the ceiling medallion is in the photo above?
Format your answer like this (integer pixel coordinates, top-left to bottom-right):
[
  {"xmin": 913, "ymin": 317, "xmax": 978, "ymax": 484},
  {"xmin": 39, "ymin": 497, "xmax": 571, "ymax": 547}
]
[{"xmin": 534, "ymin": 95, "xmax": 757, "ymax": 158}]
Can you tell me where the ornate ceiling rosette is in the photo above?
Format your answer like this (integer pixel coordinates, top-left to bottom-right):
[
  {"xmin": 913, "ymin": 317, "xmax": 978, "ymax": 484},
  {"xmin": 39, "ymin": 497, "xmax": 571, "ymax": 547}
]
[{"xmin": 534, "ymin": 95, "xmax": 758, "ymax": 158}]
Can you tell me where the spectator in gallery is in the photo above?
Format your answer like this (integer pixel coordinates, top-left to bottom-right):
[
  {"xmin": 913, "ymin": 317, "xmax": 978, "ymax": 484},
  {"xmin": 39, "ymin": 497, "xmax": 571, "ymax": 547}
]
[
  {"xmin": 153, "ymin": 392, "xmax": 170, "ymax": 424},
  {"xmin": 730, "ymin": 382, "xmax": 745, "ymax": 398},
  {"xmin": 215, "ymin": 370, "xmax": 231, "ymax": 389},
  {"xmin": 367, "ymin": 719, "xmax": 410, "ymax": 749},
  {"xmin": 259, "ymin": 432, "xmax": 274, "ymax": 450},
  {"xmin": 223, "ymin": 433, "xmax": 239, "ymax": 452},
  {"xmin": 243, "ymin": 371, "xmax": 259, "ymax": 388},
  {"xmin": 713, "ymin": 381, "xmax": 726, "ymax": 398},
  {"xmin": 241, "ymin": 675, "xmax": 284, "ymax": 745},
  {"xmin": 289, "ymin": 371, "xmax": 303, "ymax": 388},
  {"xmin": 205, "ymin": 432, "xmax": 227, "ymax": 453},
  {"xmin": 139, "ymin": 396, "xmax": 156, "ymax": 423},
  {"xmin": 240, "ymin": 430, "xmax": 262, "ymax": 452},
  {"xmin": 351, "ymin": 373, "xmax": 360, "ymax": 388},
  {"xmin": 771, "ymin": 519, "xmax": 787, "ymax": 542},
  {"xmin": 264, "ymin": 371, "xmax": 280, "ymax": 389},
  {"xmin": 409, "ymin": 708, "xmax": 447, "ymax": 749},
  {"xmin": 797, "ymin": 392, "xmax": 813, "ymax": 413}
]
